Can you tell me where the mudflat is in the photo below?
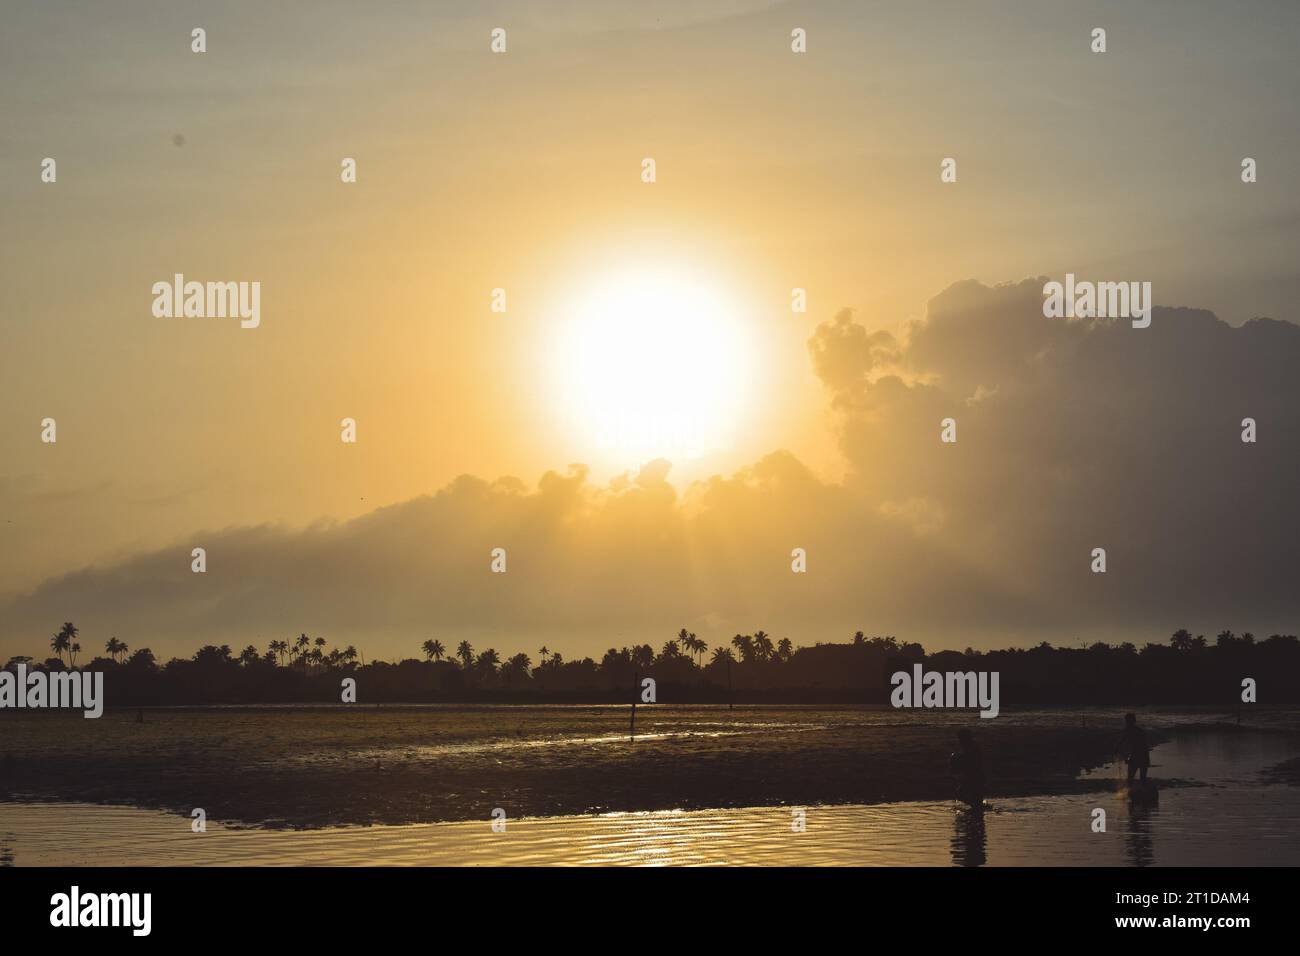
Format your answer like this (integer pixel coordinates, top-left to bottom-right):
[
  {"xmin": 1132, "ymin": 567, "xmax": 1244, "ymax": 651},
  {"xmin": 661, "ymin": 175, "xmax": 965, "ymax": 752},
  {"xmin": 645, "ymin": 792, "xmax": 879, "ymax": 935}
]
[{"xmin": 1, "ymin": 704, "xmax": 1169, "ymax": 828}]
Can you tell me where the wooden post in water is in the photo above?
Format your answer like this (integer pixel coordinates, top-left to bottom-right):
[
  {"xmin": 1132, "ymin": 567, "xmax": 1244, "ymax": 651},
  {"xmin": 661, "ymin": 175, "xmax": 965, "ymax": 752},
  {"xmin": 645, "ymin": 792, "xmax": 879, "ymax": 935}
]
[{"xmin": 629, "ymin": 670, "xmax": 638, "ymax": 742}]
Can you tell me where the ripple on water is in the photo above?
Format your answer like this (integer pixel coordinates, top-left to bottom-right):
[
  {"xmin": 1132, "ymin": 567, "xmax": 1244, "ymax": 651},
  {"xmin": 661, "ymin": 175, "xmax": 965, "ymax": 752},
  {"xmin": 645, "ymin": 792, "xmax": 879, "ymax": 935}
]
[{"xmin": 2, "ymin": 731, "xmax": 1297, "ymax": 866}]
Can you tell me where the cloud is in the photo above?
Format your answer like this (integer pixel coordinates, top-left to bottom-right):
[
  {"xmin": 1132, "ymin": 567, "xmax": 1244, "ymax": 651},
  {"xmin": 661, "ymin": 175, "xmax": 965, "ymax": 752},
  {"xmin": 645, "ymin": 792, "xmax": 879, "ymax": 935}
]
[
  {"xmin": 819, "ymin": 278, "xmax": 1300, "ymax": 634},
  {"xmin": 4, "ymin": 279, "xmax": 1298, "ymax": 659},
  {"xmin": 806, "ymin": 307, "xmax": 900, "ymax": 399}
]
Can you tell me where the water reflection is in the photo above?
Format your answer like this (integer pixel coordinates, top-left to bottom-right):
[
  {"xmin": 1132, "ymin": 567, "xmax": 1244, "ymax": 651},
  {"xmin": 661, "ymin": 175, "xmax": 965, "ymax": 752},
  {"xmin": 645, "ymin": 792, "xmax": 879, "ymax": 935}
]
[
  {"xmin": 1123, "ymin": 801, "xmax": 1157, "ymax": 867},
  {"xmin": 1, "ymin": 730, "xmax": 1296, "ymax": 866},
  {"xmin": 951, "ymin": 805, "xmax": 987, "ymax": 867}
]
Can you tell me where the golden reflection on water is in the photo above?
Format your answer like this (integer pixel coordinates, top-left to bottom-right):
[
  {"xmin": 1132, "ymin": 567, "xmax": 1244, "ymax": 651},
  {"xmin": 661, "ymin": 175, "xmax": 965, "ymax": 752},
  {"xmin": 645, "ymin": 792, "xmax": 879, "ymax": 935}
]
[
  {"xmin": 3, "ymin": 783, "xmax": 1298, "ymax": 867},
  {"xmin": 3, "ymin": 732, "xmax": 1298, "ymax": 867},
  {"xmin": 0, "ymin": 800, "xmax": 997, "ymax": 866}
]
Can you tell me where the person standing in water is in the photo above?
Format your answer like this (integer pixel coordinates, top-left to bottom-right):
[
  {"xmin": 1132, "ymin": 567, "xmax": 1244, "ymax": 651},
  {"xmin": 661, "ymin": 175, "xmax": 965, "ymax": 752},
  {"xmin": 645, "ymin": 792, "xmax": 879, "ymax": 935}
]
[
  {"xmin": 1118, "ymin": 712, "xmax": 1150, "ymax": 783},
  {"xmin": 950, "ymin": 728, "xmax": 985, "ymax": 808}
]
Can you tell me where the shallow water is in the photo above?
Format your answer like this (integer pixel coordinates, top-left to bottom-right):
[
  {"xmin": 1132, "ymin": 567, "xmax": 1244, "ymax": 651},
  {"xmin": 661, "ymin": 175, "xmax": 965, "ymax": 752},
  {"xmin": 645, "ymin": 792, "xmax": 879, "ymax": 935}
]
[{"xmin": 2, "ymin": 730, "xmax": 1296, "ymax": 866}]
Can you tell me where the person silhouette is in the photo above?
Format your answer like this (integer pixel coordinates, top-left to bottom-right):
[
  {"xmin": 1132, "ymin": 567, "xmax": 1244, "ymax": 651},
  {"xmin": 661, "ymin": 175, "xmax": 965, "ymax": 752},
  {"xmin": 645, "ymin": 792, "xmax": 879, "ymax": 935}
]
[
  {"xmin": 949, "ymin": 728, "xmax": 985, "ymax": 808},
  {"xmin": 1118, "ymin": 712, "xmax": 1150, "ymax": 784}
]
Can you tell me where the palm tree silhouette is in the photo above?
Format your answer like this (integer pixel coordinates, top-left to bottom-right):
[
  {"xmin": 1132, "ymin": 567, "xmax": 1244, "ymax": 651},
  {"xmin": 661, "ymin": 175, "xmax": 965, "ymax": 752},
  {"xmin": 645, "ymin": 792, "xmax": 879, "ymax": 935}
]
[
  {"xmin": 457, "ymin": 640, "xmax": 474, "ymax": 670},
  {"xmin": 690, "ymin": 633, "xmax": 707, "ymax": 665},
  {"xmin": 503, "ymin": 653, "xmax": 532, "ymax": 689},
  {"xmin": 731, "ymin": 633, "xmax": 752, "ymax": 663},
  {"xmin": 51, "ymin": 622, "xmax": 77, "ymax": 666},
  {"xmin": 476, "ymin": 648, "xmax": 500, "ymax": 675},
  {"xmin": 753, "ymin": 631, "xmax": 774, "ymax": 662}
]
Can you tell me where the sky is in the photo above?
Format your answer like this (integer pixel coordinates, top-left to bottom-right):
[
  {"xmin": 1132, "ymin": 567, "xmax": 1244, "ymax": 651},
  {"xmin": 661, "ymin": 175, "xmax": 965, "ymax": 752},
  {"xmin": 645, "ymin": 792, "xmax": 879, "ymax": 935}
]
[{"xmin": 2, "ymin": 1, "xmax": 1299, "ymax": 662}]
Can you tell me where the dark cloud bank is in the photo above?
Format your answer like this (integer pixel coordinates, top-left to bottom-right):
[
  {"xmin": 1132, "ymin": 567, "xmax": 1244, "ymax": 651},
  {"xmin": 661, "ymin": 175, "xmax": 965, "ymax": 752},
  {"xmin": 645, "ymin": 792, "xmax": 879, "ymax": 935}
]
[{"xmin": 5, "ymin": 278, "xmax": 1298, "ymax": 658}]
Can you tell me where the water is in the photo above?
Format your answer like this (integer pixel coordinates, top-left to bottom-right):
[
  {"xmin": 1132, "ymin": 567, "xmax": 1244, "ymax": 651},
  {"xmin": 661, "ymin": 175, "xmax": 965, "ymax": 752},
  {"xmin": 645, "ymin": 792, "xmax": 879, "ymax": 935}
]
[{"xmin": 2, "ymin": 729, "xmax": 1296, "ymax": 866}]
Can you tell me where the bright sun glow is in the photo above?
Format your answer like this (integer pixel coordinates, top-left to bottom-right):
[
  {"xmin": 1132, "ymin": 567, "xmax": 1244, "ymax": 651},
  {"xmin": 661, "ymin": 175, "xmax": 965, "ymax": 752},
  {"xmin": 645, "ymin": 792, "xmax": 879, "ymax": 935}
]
[{"xmin": 550, "ymin": 268, "xmax": 753, "ymax": 465}]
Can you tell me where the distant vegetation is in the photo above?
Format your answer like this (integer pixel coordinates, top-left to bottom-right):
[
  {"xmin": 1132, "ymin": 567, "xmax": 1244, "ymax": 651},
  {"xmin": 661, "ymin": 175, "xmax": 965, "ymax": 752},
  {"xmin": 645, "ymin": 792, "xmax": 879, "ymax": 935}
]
[{"xmin": 5, "ymin": 624, "xmax": 1297, "ymax": 706}]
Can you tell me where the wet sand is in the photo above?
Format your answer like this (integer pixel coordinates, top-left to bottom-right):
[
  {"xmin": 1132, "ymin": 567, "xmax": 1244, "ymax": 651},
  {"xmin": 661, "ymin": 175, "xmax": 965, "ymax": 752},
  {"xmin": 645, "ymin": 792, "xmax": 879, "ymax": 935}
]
[{"xmin": 0, "ymin": 705, "xmax": 1198, "ymax": 828}]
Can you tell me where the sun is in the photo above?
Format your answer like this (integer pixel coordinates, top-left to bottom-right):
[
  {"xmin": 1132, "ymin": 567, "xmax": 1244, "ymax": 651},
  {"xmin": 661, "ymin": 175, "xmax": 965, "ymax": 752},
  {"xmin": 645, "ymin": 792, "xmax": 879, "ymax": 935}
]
[{"xmin": 548, "ymin": 267, "xmax": 754, "ymax": 466}]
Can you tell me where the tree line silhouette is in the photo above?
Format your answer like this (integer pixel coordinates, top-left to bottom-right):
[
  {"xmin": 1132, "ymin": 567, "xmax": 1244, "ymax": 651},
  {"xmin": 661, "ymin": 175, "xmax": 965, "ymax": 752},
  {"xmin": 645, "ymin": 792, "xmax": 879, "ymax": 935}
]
[{"xmin": 5, "ymin": 623, "xmax": 1297, "ymax": 706}]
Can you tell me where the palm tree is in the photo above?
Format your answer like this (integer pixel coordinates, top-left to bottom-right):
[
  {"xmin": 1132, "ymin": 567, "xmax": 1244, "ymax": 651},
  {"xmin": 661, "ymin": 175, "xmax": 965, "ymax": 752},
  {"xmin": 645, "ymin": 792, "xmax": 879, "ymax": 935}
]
[
  {"xmin": 711, "ymin": 647, "xmax": 735, "ymax": 665},
  {"xmin": 476, "ymin": 648, "xmax": 500, "ymax": 673},
  {"xmin": 731, "ymin": 633, "xmax": 752, "ymax": 663},
  {"xmin": 499, "ymin": 653, "xmax": 530, "ymax": 689},
  {"xmin": 776, "ymin": 637, "xmax": 793, "ymax": 662},
  {"xmin": 690, "ymin": 633, "xmax": 707, "ymax": 665},
  {"xmin": 294, "ymin": 633, "xmax": 310, "ymax": 666},
  {"xmin": 105, "ymin": 636, "xmax": 124, "ymax": 662},
  {"xmin": 421, "ymin": 639, "xmax": 438, "ymax": 661},
  {"xmin": 269, "ymin": 639, "xmax": 288, "ymax": 666},
  {"xmin": 51, "ymin": 622, "xmax": 77, "ymax": 666},
  {"xmin": 538, "ymin": 646, "xmax": 550, "ymax": 665},
  {"xmin": 753, "ymin": 631, "xmax": 774, "ymax": 662},
  {"xmin": 457, "ymin": 640, "xmax": 474, "ymax": 669},
  {"xmin": 70, "ymin": 642, "xmax": 82, "ymax": 666},
  {"xmin": 239, "ymin": 645, "xmax": 260, "ymax": 665},
  {"xmin": 342, "ymin": 645, "xmax": 359, "ymax": 665}
]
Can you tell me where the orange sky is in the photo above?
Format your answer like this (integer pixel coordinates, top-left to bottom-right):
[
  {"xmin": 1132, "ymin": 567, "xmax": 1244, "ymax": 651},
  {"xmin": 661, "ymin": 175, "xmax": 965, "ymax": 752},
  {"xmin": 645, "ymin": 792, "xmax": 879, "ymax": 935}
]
[{"xmin": 3, "ymin": 1, "xmax": 1299, "ymax": 659}]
